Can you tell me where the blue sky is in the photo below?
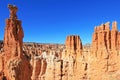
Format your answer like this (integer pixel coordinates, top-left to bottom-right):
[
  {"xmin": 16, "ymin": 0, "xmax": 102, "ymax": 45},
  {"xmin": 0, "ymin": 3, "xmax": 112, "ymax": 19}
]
[{"xmin": 0, "ymin": 0, "xmax": 120, "ymax": 44}]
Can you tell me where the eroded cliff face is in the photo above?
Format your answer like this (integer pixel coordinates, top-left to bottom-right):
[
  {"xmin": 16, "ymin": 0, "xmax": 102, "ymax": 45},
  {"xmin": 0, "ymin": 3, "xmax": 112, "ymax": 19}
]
[
  {"xmin": 90, "ymin": 21, "xmax": 120, "ymax": 80},
  {"xmin": 0, "ymin": 4, "xmax": 32, "ymax": 80},
  {"xmin": 62, "ymin": 35, "xmax": 87, "ymax": 80},
  {"xmin": 63, "ymin": 35, "xmax": 82, "ymax": 58},
  {"xmin": 30, "ymin": 35, "xmax": 88, "ymax": 80},
  {"xmin": 92, "ymin": 21, "xmax": 119, "ymax": 53}
]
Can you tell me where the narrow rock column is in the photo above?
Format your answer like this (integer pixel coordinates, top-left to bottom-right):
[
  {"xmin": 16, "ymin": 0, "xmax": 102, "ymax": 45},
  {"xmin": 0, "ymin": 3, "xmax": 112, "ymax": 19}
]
[
  {"xmin": 62, "ymin": 35, "xmax": 84, "ymax": 80},
  {"xmin": 111, "ymin": 21, "xmax": 118, "ymax": 50},
  {"xmin": 3, "ymin": 4, "xmax": 32, "ymax": 80}
]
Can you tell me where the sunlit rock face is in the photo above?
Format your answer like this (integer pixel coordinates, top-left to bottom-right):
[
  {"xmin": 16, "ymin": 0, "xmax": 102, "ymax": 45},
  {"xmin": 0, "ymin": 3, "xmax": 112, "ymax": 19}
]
[
  {"xmin": 31, "ymin": 35, "xmax": 88, "ymax": 80},
  {"xmin": 62, "ymin": 35, "xmax": 88, "ymax": 80},
  {"xmin": 63, "ymin": 35, "xmax": 82, "ymax": 59},
  {"xmin": 0, "ymin": 4, "xmax": 32, "ymax": 80},
  {"xmin": 31, "ymin": 50, "xmax": 61, "ymax": 80},
  {"xmin": 92, "ymin": 21, "xmax": 120, "ymax": 53},
  {"xmin": 1, "ymin": 4, "xmax": 120, "ymax": 80},
  {"xmin": 24, "ymin": 22, "xmax": 120, "ymax": 80},
  {"xmin": 90, "ymin": 21, "xmax": 120, "ymax": 80}
]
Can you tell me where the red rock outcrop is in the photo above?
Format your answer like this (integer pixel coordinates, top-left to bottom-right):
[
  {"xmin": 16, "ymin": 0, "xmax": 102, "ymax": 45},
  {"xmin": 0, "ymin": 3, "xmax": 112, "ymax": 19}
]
[
  {"xmin": 30, "ymin": 35, "xmax": 86, "ymax": 80},
  {"xmin": 90, "ymin": 21, "xmax": 120, "ymax": 80},
  {"xmin": 30, "ymin": 50, "xmax": 61, "ymax": 80},
  {"xmin": 92, "ymin": 22, "xmax": 110, "ymax": 53},
  {"xmin": 61, "ymin": 35, "xmax": 88, "ymax": 80},
  {"xmin": 92, "ymin": 21, "xmax": 120, "ymax": 53},
  {"xmin": 31, "ymin": 57, "xmax": 47, "ymax": 80},
  {"xmin": 63, "ymin": 35, "xmax": 82, "ymax": 58},
  {"xmin": 0, "ymin": 4, "xmax": 32, "ymax": 80}
]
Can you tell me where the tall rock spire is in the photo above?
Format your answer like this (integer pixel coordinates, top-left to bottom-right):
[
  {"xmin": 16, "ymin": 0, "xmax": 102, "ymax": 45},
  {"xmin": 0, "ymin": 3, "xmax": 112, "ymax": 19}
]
[
  {"xmin": 2, "ymin": 4, "xmax": 32, "ymax": 80},
  {"xmin": 111, "ymin": 21, "xmax": 118, "ymax": 50},
  {"xmin": 112, "ymin": 21, "xmax": 118, "ymax": 31},
  {"xmin": 65, "ymin": 35, "xmax": 82, "ymax": 58},
  {"xmin": 4, "ymin": 4, "xmax": 24, "ymax": 60},
  {"xmin": 91, "ymin": 21, "xmax": 120, "ymax": 54}
]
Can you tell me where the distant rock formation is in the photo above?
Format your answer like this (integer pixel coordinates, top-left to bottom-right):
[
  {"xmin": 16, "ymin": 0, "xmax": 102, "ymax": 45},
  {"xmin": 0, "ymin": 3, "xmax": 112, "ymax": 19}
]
[
  {"xmin": 23, "ymin": 43, "xmax": 64, "ymax": 59},
  {"xmin": 0, "ymin": 4, "xmax": 32, "ymax": 80},
  {"xmin": 64, "ymin": 35, "xmax": 82, "ymax": 58},
  {"xmin": 63, "ymin": 35, "xmax": 83, "ymax": 64}
]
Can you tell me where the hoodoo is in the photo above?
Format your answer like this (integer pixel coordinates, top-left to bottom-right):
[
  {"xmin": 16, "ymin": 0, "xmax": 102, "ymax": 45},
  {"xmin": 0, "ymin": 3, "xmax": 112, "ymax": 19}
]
[{"xmin": 0, "ymin": 4, "xmax": 32, "ymax": 80}]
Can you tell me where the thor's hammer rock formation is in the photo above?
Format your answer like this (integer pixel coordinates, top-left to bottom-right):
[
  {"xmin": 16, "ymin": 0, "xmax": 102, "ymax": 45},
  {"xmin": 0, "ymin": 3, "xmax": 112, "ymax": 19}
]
[{"xmin": 0, "ymin": 4, "xmax": 32, "ymax": 80}]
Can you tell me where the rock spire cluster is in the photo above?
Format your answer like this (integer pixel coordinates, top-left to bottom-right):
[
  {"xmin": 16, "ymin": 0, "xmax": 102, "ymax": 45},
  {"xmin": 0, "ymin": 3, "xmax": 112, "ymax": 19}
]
[
  {"xmin": 90, "ymin": 22, "xmax": 120, "ymax": 80},
  {"xmin": 92, "ymin": 21, "xmax": 120, "ymax": 53}
]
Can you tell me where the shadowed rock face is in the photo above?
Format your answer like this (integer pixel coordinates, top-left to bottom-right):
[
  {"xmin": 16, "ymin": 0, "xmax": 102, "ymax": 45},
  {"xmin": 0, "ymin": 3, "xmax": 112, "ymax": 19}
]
[{"xmin": 0, "ymin": 4, "xmax": 32, "ymax": 80}]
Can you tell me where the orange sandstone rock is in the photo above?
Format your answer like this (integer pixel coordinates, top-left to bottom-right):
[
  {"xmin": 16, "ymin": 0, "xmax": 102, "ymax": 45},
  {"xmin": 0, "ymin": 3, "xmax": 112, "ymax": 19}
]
[
  {"xmin": 1, "ymin": 4, "xmax": 32, "ymax": 80},
  {"xmin": 91, "ymin": 21, "xmax": 120, "ymax": 80}
]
